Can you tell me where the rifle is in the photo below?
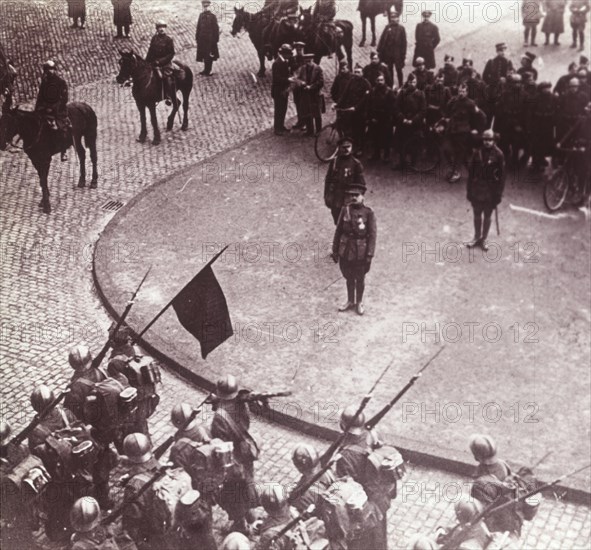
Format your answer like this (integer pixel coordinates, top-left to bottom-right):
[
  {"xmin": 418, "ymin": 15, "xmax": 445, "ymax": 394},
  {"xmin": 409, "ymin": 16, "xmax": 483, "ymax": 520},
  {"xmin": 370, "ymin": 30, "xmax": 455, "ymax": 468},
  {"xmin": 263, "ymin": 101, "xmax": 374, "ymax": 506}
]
[
  {"xmin": 207, "ymin": 389, "xmax": 293, "ymax": 405},
  {"xmin": 365, "ymin": 346, "xmax": 445, "ymax": 431},
  {"xmin": 8, "ymin": 388, "xmax": 70, "ymax": 447},
  {"xmin": 318, "ymin": 359, "xmax": 394, "ymax": 468},
  {"xmin": 270, "ymin": 504, "xmax": 317, "ymax": 547},
  {"xmin": 102, "ymin": 463, "xmax": 173, "ymax": 525},
  {"xmin": 91, "ymin": 266, "xmax": 152, "ymax": 369},
  {"xmin": 288, "ymin": 453, "xmax": 341, "ymax": 505},
  {"xmin": 152, "ymin": 393, "xmax": 211, "ymax": 460},
  {"xmin": 439, "ymin": 463, "xmax": 591, "ymax": 550}
]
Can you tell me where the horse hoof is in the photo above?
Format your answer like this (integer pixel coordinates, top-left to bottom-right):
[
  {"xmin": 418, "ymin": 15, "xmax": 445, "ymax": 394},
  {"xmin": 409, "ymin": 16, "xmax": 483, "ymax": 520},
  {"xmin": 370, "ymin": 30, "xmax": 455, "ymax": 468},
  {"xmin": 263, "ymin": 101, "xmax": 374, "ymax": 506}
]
[
  {"xmin": 359, "ymin": 40, "xmax": 365, "ymax": 47},
  {"xmin": 152, "ymin": 138, "xmax": 161, "ymax": 145},
  {"xmin": 78, "ymin": 181, "xmax": 86, "ymax": 188},
  {"xmin": 90, "ymin": 180, "xmax": 98, "ymax": 189}
]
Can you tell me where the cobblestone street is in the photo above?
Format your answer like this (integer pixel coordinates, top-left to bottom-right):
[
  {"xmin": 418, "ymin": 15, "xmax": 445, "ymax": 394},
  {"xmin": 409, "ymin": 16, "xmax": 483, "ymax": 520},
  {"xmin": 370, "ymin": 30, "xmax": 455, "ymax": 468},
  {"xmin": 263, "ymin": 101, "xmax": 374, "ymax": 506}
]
[{"xmin": 1, "ymin": 1, "xmax": 590, "ymax": 549}]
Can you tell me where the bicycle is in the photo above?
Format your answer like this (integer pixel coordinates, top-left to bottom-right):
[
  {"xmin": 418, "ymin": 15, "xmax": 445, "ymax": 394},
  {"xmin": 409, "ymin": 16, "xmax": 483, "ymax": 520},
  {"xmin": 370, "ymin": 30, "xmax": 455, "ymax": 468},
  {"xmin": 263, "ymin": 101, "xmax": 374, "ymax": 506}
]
[
  {"xmin": 314, "ymin": 107, "xmax": 353, "ymax": 162},
  {"xmin": 543, "ymin": 141, "xmax": 590, "ymax": 212},
  {"xmin": 400, "ymin": 122, "xmax": 445, "ymax": 174}
]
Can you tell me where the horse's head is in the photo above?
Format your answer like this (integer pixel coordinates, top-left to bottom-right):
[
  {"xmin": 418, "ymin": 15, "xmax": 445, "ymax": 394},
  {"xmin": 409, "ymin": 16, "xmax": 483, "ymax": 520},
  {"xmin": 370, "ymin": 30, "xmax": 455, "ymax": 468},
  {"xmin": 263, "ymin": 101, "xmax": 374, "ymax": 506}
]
[
  {"xmin": 0, "ymin": 97, "xmax": 18, "ymax": 151},
  {"xmin": 231, "ymin": 7, "xmax": 245, "ymax": 37},
  {"xmin": 299, "ymin": 6, "xmax": 312, "ymax": 32},
  {"xmin": 116, "ymin": 50, "xmax": 138, "ymax": 85}
]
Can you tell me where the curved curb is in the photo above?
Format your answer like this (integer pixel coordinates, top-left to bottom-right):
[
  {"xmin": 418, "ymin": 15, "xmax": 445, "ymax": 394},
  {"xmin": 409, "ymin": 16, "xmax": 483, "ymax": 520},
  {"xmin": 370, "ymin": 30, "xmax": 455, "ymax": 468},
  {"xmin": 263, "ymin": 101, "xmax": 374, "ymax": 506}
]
[{"xmin": 92, "ymin": 128, "xmax": 591, "ymax": 507}]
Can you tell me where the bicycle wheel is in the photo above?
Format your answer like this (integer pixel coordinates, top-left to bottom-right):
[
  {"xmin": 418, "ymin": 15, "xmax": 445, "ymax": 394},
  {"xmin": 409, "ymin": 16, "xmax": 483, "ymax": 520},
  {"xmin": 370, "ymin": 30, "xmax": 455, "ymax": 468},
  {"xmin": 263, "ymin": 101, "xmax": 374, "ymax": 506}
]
[
  {"xmin": 543, "ymin": 167, "xmax": 569, "ymax": 212},
  {"xmin": 315, "ymin": 124, "xmax": 340, "ymax": 162},
  {"xmin": 403, "ymin": 133, "xmax": 441, "ymax": 173}
]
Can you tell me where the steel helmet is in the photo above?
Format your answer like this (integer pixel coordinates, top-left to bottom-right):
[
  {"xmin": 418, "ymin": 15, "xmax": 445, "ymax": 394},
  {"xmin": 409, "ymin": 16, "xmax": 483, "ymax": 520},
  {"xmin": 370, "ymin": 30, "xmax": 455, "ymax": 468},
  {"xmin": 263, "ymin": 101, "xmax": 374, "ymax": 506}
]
[
  {"xmin": 68, "ymin": 344, "xmax": 92, "ymax": 370},
  {"xmin": 171, "ymin": 403, "xmax": 194, "ymax": 428},
  {"xmin": 0, "ymin": 421, "xmax": 11, "ymax": 444},
  {"xmin": 123, "ymin": 433, "xmax": 152, "ymax": 463},
  {"xmin": 482, "ymin": 129, "xmax": 495, "ymax": 140},
  {"xmin": 216, "ymin": 374, "xmax": 239, "ymax": 400},
  {"xmin": 109, "ymin": 323, "xmax": 131, "ymax": 344},
  {"xmin": 70, "ymin": 496, "xmax": 101, "ymax": 532},
  {"xmin": 292, "ymin": 443, "xmax": 319, "ymax": 473},
  {"xmin": 260, "ymin": 484, "xmax": 286, "ymax": 513},
  {"xmin": 339, "ymin": 405, "xmax": 366, "ymax": 435},
  {"xmin": 469, "ymin": 434, "xmax": 497, "ymax": 463},
  {"xmin": 42, "ymin": 60, "xmax": 56, "ymax": 71},
  {"xmin": 455, "ymin": 499, "xmax": 481, "ymax": 524},
  {"xmin": 155, "ymin": 20, "xmax": 167, "ymax": 28},
  {"xmin": 30, "ymin": 385, "xmax": 56, "ymax": 413},
  {"xmin": 222, "ymin": 532, "xmax": 251, "ymax": 550}
]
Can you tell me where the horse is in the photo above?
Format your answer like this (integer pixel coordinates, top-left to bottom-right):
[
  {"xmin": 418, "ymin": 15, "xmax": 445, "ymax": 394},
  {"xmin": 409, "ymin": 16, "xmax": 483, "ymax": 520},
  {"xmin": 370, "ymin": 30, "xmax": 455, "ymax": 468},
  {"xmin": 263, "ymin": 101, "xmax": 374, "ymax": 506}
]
[
  {"xmin": 116, "ymin": 50, "xmax": 193, "ymax": 145},
  {"xmin": 0, "ymin": 44, "xmax": 17, "ymax": 100},
  {"xmin": 262, "ymin": 17, "xmax": 303, "ymax": 61},
  {"xmin": 298, "ymin": 7, "xmax": 353, "ymax": 70},
  {"xmin": 0, "ymin": 94, "xmax": 98, "ymax": 214},
  {"xmin": 231, "ymin": 7, "xmax": 271, "ymax": 77},
  {"xmin": 357, "ymin": 0, "xmax": 394, "ymax": 47}
]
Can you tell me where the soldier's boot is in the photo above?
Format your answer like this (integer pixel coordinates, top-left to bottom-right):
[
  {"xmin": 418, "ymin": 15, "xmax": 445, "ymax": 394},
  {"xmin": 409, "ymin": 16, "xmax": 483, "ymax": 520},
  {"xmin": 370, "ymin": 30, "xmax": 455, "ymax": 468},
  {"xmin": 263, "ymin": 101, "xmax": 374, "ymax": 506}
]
[
  {"xmin": 480, "ymin": 216, "xmax": 492, "ymax": 251},
  {"xmin": 339, "ymin": 280, "xmax": 355, "ymax": 311},
  {"xmin": 578, "ymin": 32, "xmax": 585, "ymax": 51},
  {"xmin": 466, "ymin": 215, "xmax": 481, "ymax": 248},
  {"xmin": 355, "ymin": 278, "xmax": 365, "ymax": 315},
  {"xmin": 571, "ymin": 29, "xmax": 577, "ymax": 48}
]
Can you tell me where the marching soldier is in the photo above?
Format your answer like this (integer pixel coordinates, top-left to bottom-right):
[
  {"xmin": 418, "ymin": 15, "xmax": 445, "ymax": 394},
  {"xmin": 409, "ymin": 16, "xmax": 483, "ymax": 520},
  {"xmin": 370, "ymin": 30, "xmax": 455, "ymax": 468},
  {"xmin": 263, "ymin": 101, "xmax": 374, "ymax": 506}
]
[
  {"xmin": 70, "ymin": 496, "xmax": 137, "ymax": 550},
  {"xmin": 173, "ymin": 489, "xmax": 217, "ymax": 550},
  {"xmin": 28, "ymin": 384, "xmax": 77, "ymax": 453},
  {"xmin": 377, "ymin": 10, "xmax": 407, "ymax": 89},
  {"xmin": 334, "ymin": 407, "xmax": 390, "ymax": 549},
  {"xmin": 465, "ymin": 130, "xmax": 505, "ymax": 251},
  {"xmin": 146, "ymin": 20, "xmax": 175, "ymax": 105},
  {"xmin": 332, "ymin": 183, "xmax": 377, "ymax": 316},
  {"xmin": 469, "ymin": 434, "xmax": 522, "ymax": 548},
  {"xmin": 324, "ymin": 136, "xmax": 367, "ymax": 224},
  {"xmin": 413, "ymin": 10, "xmax": 440, "ymax": 70},
  {"xmin": 196, "ymin": 0, "xmax": 220, "ymax": 76},
  {"xmin": 34, "ymin": 60, "xmax": 70, "ymax": 161},
  {"xmin": 211, "ymin": 375, "xmax": 259, "ymax": 532},
  {"xmin": 541, "ymin": 0, "xmax": 566, "ymax": 46},
  {"xmin": 121, "ymin": 433, "xmax": 169, "ymax": 550},
  {"xmin": 290, "ymin": 443, "xmax": 335, "ymax": 513},
  {"xmin": 522, "ymin": 0, "xmax": 544, "ymax": 46},
  {"xmin": 170, "ymin": 402, "xmax": 211, "ymax": 443}
]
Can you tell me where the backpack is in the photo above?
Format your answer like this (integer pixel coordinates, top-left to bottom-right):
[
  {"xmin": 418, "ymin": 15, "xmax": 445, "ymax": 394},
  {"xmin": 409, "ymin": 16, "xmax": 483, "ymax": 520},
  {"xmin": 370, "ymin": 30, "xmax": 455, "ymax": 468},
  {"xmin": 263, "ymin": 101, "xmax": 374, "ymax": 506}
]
[
  {"xmin": 113, "ymin": 354, "xmax": 161, "ymax": 419},
  {"xmin": 34, "ymin": 423, "xmax": 98, "ymax": 481},
  {"xmin": 317, "ymin": 477, "xmax": 371, "ymax": 543},
  {"xmin": 82, "ymin": 375, "xmax": 136, "ymax": 437},
  {"xmin": 366, "ymin": 443, "xmax": 406, "ymax": 500},
  {"xmin": 130, "ymin": 467, "xmax": 192, "ymax": 535},
  {"xmin": 170, "ymin": 437, "xmax": 235, "ymax": 493}
]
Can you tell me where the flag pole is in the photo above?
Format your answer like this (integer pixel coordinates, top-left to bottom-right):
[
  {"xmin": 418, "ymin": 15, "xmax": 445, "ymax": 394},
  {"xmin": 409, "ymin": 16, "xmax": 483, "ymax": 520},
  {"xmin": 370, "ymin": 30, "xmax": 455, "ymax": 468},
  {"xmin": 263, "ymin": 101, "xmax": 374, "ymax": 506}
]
[{"xmin": 135, "ymin": 245, "xmax": 229, "ymax": 341}]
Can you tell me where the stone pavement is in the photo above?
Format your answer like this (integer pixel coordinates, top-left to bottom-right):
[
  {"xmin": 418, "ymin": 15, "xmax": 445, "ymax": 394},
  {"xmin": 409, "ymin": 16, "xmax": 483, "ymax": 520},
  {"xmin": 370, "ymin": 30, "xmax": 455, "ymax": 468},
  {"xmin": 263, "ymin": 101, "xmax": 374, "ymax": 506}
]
[{"xmin": 0, "ymin": 1, "xmax": 589, "ymax": 548}]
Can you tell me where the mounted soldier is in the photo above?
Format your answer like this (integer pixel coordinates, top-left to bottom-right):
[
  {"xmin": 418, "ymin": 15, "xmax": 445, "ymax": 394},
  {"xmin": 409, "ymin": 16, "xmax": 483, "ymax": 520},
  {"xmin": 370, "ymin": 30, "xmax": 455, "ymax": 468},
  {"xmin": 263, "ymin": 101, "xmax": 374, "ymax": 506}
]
[
  {"xmin": 34, "ymin": 60, "xmax": 70, "ymax": 161},
  {"xmin": 146, "ymin": 20, "xmax": 176, "ymax": 105},
  {"xmin": 313, "ymin": 0, "xmax": 337, "ymax": 22}
]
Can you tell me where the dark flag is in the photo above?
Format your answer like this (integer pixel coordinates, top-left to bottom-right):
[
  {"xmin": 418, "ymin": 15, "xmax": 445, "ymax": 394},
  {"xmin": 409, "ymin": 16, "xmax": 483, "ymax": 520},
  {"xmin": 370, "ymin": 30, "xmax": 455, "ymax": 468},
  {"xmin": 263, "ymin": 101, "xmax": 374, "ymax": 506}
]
[{"xmin": 171, "ymin": 265, "xmax": 233, "ymax": 359}]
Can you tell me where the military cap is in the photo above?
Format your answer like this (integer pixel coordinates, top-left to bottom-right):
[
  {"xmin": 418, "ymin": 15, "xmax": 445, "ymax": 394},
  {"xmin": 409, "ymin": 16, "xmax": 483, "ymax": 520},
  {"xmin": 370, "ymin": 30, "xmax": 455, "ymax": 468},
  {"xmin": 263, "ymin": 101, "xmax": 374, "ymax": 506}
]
[
  {"xmin": 462, "ymin": 57, "xmax": 473, "ymax": 66},
  {"xmin": 422, "ymin": 10, "xmax": 432, "ymax": 17},
  {"xmin": 43, "ymin": 60, "xmax": 56, "ymax": 70},
  {"xmin": 444, "ymin": 54, "xmax": 454, "ymax": 63},
  {"xmin": 155, "ymin": 20, "xmax": 167, "ymax": 28},
  {"xmin": 522, "ymin": 51, "xmax": 536, "ymax": 62},
  {"xmin": 495, "ymin": 42, "xmax": 507, "ymax": 51},
  {"xmin": 337, "ymin": 136, "xmax": 354, "ymax": 146},
  {"xmin": 538, "ymin": 81, "xmax": 552, "ymax": 90},
  {"xmin": 279, "ymin": 43, "xmax": 293, "ymax": 55},
  {"xmin": 414, "ymin": 57, "xmax": 425, "ymax": 66},
  {"xmin": 202, "ymin": 0, "xmax": 212, "ymax": 4},
  {"xmin": 302, "ymin": 53, "xmax": 315, "ymax": 59},
  {"xmin": 345, "ymin": 183, "xmax": 367, "ymax": 195},
  {"xmin": 579, "ymin": 55, "xmax": 589, "ymax": 65},
  {"xmin": 569, "ymin": 77, "xmax": 581, "ymax": 87},
  {"xmin": 509, "ymin": 73, "xmax": 522, "ymax": 82},
  {"xmin": 293, "ymin": 41, "xmax": 306, "ymax": 48}
]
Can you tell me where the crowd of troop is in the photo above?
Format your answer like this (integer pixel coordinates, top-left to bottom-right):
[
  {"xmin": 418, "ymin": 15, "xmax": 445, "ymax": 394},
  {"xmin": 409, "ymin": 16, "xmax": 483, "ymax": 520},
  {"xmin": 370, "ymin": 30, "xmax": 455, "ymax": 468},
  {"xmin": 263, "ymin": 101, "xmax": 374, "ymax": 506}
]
[{"xmin": 0, "ymin": 327, "xmax": 545, "ymax": 549}]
